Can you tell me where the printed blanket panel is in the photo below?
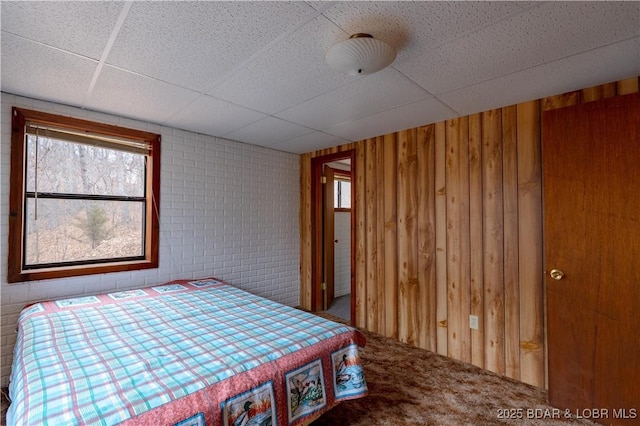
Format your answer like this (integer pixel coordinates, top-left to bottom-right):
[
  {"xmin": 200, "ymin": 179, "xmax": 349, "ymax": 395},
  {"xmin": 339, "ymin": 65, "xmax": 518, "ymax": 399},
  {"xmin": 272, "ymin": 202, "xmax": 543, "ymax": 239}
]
[{"xmin": 8, "ymin": 279, "xmax": 367, "ymax": 425}]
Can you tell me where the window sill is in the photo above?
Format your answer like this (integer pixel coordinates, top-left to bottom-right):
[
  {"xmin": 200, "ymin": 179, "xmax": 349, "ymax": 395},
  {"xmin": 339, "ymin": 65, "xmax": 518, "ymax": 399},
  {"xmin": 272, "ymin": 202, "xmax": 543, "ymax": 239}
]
[{"xmin": 8, "ymin": 259, "xmax": 158, "ymax": 284}]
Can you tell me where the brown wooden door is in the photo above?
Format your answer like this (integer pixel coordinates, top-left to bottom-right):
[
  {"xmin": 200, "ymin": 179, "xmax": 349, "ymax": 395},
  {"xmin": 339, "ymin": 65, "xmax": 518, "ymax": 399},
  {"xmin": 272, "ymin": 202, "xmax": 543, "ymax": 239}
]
[
  {"xmin": 323, "ymin": 166, "xmax": 336, "ymax": 310},
  {"xmin": 543, "ymin": 93, "xmax": 640, "ymax": 422}
]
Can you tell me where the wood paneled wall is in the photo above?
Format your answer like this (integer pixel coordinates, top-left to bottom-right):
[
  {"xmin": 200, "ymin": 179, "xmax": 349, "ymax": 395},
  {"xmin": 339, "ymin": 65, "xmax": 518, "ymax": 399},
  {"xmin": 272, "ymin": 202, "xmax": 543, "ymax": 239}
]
[{"xmin": 299, "ymin": 77, "xmax": 639, "ymax": 387}]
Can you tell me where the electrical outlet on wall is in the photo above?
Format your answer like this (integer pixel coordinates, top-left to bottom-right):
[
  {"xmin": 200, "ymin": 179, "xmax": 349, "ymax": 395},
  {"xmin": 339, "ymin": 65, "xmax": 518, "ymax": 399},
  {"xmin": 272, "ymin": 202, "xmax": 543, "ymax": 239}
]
[{"xmin": 469, "ymin": 315, "xmax": 479, "ymax": 330}]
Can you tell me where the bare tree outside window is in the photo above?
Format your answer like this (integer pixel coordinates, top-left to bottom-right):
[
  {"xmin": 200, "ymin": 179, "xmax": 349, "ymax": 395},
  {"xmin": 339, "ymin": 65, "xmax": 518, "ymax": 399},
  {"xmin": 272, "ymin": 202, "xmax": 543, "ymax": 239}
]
[
  {"xmin": 23, "ymin": 135, "xmax": 145, "ymax": 265},
  {"xmin": 8, "ymin": 108, "xmax": 160, "ymax": 283}
]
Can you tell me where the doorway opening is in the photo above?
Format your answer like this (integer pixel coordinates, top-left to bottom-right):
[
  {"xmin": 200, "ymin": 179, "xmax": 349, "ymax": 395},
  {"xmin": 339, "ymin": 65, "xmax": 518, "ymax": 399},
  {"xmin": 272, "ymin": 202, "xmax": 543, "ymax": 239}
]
[{"xmin": 310, "ymin": 150, "xmax": 355, "ymax": 324}]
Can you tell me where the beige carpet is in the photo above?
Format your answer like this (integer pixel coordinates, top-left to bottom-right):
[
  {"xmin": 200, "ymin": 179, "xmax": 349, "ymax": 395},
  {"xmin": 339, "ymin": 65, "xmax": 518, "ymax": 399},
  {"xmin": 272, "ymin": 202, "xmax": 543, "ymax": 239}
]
[{"xmin": 312, "ymin": 313, "xmax": 597, "ymax": 426}]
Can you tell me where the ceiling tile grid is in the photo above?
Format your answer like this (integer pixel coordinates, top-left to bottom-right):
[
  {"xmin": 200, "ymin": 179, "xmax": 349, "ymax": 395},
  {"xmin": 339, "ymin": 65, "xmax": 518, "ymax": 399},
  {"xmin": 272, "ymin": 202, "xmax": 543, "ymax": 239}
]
[
  {"xmin": 271, "ymin": 131, "xmax": 350, "ymax": 155},
  {"xmin": 0, "ymin": 1, "xmax": 122, "ymax": 60},
  {"xmin": 165, "ymin": 93, "xmax": 268, "ymax": 139},
  {"xmin": 319, "ymin": 1, "xmax": 531, "ymax": 55},
  {"xmin": 106, "ymin": 1, "xmax": 319, "ymax": 92},
  {"xmin": 325, "ymin": 96, "xmax": 457, "ymax": 142},
  {"xmin": 84, "ymin": 64, "xmax": 203, "ymax": 125},
  {"xmin": 225, "ymin": 116, "xmax": 315, "ymax": 148},
  {"xmin": 205, "ymin": 13, "xmax": 356, "ymax": 116},
  {"xmin": 275, "ymin": 67, "xmax": 431, "ymax": 130},
  {"xmin": 1, "ymin": 32, "xmax": 98, "ymax": 106},
  {"xmin": 438, "ymin": 36, "xmax": 640, "ymax": 117},
  {"xmin": 397, "ymin": 1, "xmax": 640, "ymax": 95},
  {"xmin": 1, "ymin": 1, "xmax": 638, "ymax": 154}
]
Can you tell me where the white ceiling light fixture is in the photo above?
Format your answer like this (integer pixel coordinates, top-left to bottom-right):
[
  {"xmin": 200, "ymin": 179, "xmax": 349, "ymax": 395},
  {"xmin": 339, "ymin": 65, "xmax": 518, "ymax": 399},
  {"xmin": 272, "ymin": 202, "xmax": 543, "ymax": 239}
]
[{"xmin": 325, "ymin": 33, "xmax": 397, "ymax": 76}]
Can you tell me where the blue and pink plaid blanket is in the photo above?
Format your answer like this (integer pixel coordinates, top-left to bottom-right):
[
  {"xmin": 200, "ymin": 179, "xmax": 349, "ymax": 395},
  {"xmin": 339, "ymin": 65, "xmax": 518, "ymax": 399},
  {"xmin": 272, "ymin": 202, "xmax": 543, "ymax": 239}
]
[{"xmin": 7, "ymin": 278, "xmax": 367, "ymax": 425}]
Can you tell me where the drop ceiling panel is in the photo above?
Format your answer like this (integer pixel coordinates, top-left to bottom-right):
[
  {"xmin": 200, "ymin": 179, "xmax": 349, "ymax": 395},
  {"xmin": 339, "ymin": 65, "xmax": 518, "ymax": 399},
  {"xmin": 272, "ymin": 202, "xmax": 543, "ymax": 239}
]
[
  {"xmin": 320, "ymin": 1, "xmax": 530, "ymax": 55},
  {"xmin": 276, "ymin": 67, "xmax": 430, "ymax": 130},
  {"xmin": 225, "ymin": 116, "xmax": 314, "ymax": 148},
  {"xmin": 165, "ymin": 94, "xmax": 268, "ymax": 138},
  {"xmin": 439, "ymin": 37, "xmax": 640, "ymax": 117},
  {"xmin": 106, "ymin": 1, "xmax": 317, "ymax": 92},
  {"xmin": 1, "ymin": 34, "xmax": 96, "ymax": 105},
  {"xmin": 401, "ymin": 1, "xmax": 640, "ymax": 95},
  {"xmin": 0, "ymin": 1, "xmax": 122, "ymax": 59},
  {"xmin": 325, "ymin": 96, "xmax": 457, "ymax": 141},
  {"xmin": 84, "ymin": 65, "xmax": 201, "ymax": 124},
  {"xmin": 208, "ymin": 14, "xmax": 355, "ymax": 115},
  {"xmin": 270, "ymin": 131, "xmax": 350, "ymax": 155}
]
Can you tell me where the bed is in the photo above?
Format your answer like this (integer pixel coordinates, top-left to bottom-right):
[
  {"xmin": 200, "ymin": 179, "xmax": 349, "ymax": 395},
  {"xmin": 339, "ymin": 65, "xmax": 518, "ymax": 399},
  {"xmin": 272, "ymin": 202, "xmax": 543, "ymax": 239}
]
[{"xmin": 7, "ymin": 278, "xmax": 367, "ymax": 425}]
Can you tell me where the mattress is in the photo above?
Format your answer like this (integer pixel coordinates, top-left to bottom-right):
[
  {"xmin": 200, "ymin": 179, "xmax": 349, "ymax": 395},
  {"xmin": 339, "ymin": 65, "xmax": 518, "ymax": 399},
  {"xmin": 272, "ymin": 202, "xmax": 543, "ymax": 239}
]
[{"xmin": 7, "ymin": 278, "xmax": 367, "ymax": 425}]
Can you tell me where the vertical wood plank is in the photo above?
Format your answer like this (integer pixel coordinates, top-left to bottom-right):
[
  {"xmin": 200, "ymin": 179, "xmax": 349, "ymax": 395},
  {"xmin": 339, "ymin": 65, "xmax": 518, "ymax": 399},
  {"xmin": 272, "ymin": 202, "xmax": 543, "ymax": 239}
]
[
  {"xmin": 299, "ymin": 153, "xmax": 312, "ymax": 310},
  {"xmin": 616, "ymin": 76, "xmax": 639, "ymax": 95},
  {"xmin": 355, "ymin": 142, "xmax": 367, "ymax": 328},
  {"xmin": 397, "ymin": 128, "xmax": 418, "ymax": 346},
  {"xmin": 445, "ymin": 117, "xmax": 471, "ymax": 363},
  {"xmin": 383, "ymin": 133, "xmax": 399, "ymax": 339},
  {"xmin": 434, "ymin": 121, "xmax": 448, "ymax": 356},
  {"xmin": 468, "ymin": 113, "xmax": 485, "ymax": 369},
  {"xmin": 376, "ymin": 136, "xmax": 386, "ymax": 334},
  {"xmin": 365, "ymin": 139, "xmax": 379, "ymax": 333},
  {"xmin": 517, "ymin": 100, "xmax": 545, "ymax": 387},
  {"xmin": 542, "ymin": 90, "xmax": 581, "ymax": 111},
  {"xmin": 482, "ymin": 109, "xmax": 505, "ymax": 375},
  {"xmin": 417, "ymin": 124, "xmax": 437, "ymax": 351},
  {"xmin": 502, "ymin": 105, "xmax": 521, "ymax": 381},
  {"xmin": 582, "ymin": 82, "xmax": 617, "ymax": 102}
]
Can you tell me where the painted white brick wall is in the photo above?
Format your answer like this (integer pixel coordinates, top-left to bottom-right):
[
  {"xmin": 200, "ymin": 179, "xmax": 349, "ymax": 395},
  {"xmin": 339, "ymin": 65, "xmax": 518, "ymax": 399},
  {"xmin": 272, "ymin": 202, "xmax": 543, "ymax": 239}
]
[{"xmin": 0, "ymin": 93, "xmax": 301, "ymax": 387}]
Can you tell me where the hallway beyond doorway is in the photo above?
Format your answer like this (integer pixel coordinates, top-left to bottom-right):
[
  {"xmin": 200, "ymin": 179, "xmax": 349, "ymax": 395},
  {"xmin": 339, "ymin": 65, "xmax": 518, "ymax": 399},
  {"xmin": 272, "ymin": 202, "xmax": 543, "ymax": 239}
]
[{"xmin": 324, "ymin": 294, "xmax": 350, "ymax": 322}]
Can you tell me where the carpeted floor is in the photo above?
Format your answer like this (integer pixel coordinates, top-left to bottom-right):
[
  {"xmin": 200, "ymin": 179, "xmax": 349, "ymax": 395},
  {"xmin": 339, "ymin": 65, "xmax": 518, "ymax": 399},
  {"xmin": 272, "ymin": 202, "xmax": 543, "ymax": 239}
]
[
  {"xmin": 0, "ymin": 389, "xmax": 6, "ymax": 426},
  {"xmin": 312, "ymin": 313, "xmax": 597, "ymax": 426}
]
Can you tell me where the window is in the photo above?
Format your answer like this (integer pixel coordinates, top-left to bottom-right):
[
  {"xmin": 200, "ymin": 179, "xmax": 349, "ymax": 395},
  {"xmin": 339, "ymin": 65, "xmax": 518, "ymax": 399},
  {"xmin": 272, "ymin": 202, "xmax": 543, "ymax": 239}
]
[
  {"xmin": 334, "ymin": 177, "xmax": 351, "ymax": 210},
  {"xmin": 8, "ymin": 107, "xmax": 160, "ymax": 283}
]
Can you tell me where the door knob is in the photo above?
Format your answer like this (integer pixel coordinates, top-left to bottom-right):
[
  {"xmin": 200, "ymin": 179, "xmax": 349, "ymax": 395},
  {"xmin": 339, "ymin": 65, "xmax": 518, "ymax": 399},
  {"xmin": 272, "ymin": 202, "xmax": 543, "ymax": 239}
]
[{"xmin": 549, "ymin": 269, "xmax": 565, "ymax": 280}]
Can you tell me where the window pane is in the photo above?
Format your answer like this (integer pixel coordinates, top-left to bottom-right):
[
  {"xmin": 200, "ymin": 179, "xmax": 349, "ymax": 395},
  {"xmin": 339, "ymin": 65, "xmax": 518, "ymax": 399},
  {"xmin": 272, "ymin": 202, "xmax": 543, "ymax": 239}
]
[
  {"xmin": 24, "ymin": 198, "xmax": 144, "ymax": 266},
  {"xmin": 26, "ymin": 135, "xmax": 145, "ymax": 197},
  {"xmin": 339, "ymin": 181, "xmax": 351, "ymax": 208}
]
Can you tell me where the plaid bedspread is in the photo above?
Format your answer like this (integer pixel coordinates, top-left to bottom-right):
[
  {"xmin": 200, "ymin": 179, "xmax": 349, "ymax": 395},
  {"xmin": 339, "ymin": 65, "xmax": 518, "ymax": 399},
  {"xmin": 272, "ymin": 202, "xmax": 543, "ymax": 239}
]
[{"xmin": 7, "ymin": 278, "xmax": 367, "ymax": 425}]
